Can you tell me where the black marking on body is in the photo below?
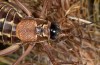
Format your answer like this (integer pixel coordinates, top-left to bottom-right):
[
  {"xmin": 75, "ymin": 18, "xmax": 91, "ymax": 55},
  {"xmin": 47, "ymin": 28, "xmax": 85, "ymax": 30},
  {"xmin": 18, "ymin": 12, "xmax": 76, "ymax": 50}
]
[
  {"xmin": 13, "ymin": 13, "xmax": 21, "ymax": 25},
  {"xmin": 12, "ymin": 36, "xmax": 20, "ymax": 43},
  {"xmin": 0, "ymin": 8, "xmax": 7, "ymax": 18},
  {"xmin": 0, "ymin": 22, "xmax": 3, "ymax": 31},
  {"xmin": 0, "ymin": 2, "xmax": 22, "ymax": 44},
  {"xmin": 3, "ymin": 35, "xmax": 11, "ymax": 44}
]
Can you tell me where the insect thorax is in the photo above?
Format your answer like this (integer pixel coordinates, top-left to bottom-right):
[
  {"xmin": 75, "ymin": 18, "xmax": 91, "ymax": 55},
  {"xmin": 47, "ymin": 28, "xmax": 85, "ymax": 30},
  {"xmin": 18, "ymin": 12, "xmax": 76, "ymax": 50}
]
[{"xmin": 16, "ymin": 18, "xmax": 51, "ymax": 43}]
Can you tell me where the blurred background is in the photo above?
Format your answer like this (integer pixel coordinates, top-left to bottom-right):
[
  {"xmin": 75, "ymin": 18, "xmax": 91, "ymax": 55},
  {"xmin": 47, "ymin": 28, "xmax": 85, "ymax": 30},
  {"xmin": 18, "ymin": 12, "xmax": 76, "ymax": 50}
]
[{"xmin": 0, "ymin": 0, "xmax": 100, "ymax": 65}]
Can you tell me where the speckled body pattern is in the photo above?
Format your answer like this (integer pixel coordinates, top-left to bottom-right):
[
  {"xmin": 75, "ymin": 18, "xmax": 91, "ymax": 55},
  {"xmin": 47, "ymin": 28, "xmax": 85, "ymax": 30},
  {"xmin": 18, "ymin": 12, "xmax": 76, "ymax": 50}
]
[
  {"xmin": 0, "ymin": 2, "xmax": 22, "ymax": 45},
  {"xmin": 16, "ymin": 19, "xmax": 37, "ymax": 42}
]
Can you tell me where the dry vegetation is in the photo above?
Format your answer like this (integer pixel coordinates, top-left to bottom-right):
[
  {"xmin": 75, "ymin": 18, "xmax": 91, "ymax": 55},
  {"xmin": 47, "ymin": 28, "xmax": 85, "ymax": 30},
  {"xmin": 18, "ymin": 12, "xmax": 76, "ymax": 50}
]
[{"xmin": 0, "ymin": 0, "xmax": 100, "ymax": 65}]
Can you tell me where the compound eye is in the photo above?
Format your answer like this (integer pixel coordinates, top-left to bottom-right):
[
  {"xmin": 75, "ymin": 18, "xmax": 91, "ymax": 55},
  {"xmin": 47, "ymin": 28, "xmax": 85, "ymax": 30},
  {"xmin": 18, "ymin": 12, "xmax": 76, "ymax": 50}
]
[{"xmin": 50, "ymin": 22, "xmax": 59, "ymax": 39}]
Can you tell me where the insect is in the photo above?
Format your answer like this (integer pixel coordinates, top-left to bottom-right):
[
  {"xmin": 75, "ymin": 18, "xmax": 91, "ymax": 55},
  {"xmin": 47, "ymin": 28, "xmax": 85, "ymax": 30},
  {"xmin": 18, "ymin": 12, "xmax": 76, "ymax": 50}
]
[{"xmin": 0, "ymin": 0, "xmax": 78, "ymax": 65}]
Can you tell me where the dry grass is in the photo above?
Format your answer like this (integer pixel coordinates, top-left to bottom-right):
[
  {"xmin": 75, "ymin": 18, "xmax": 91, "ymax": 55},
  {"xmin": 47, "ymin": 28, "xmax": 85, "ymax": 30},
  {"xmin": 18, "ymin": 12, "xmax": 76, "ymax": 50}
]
[{"xmin": 0, "ymin": 0, "xmax": 100, "ymax": 65}]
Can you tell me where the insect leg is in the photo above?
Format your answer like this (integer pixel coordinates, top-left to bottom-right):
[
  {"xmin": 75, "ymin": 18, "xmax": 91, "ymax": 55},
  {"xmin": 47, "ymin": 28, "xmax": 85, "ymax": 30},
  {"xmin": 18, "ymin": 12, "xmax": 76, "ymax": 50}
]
[
  {"xmin": 0, "ymin": 43, "xmax": 20, "ymax": 56},
  {"xmin": 13, "ymin": 43, "xmax": 35, "ymax": 65}
]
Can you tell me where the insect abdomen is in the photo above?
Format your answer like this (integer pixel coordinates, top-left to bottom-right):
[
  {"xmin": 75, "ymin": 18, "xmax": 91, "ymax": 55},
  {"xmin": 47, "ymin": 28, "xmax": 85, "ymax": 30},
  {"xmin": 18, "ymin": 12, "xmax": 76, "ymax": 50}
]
[{"xmin": 0, "ymin": 2, "xmax": 22, "ymax": 45}]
